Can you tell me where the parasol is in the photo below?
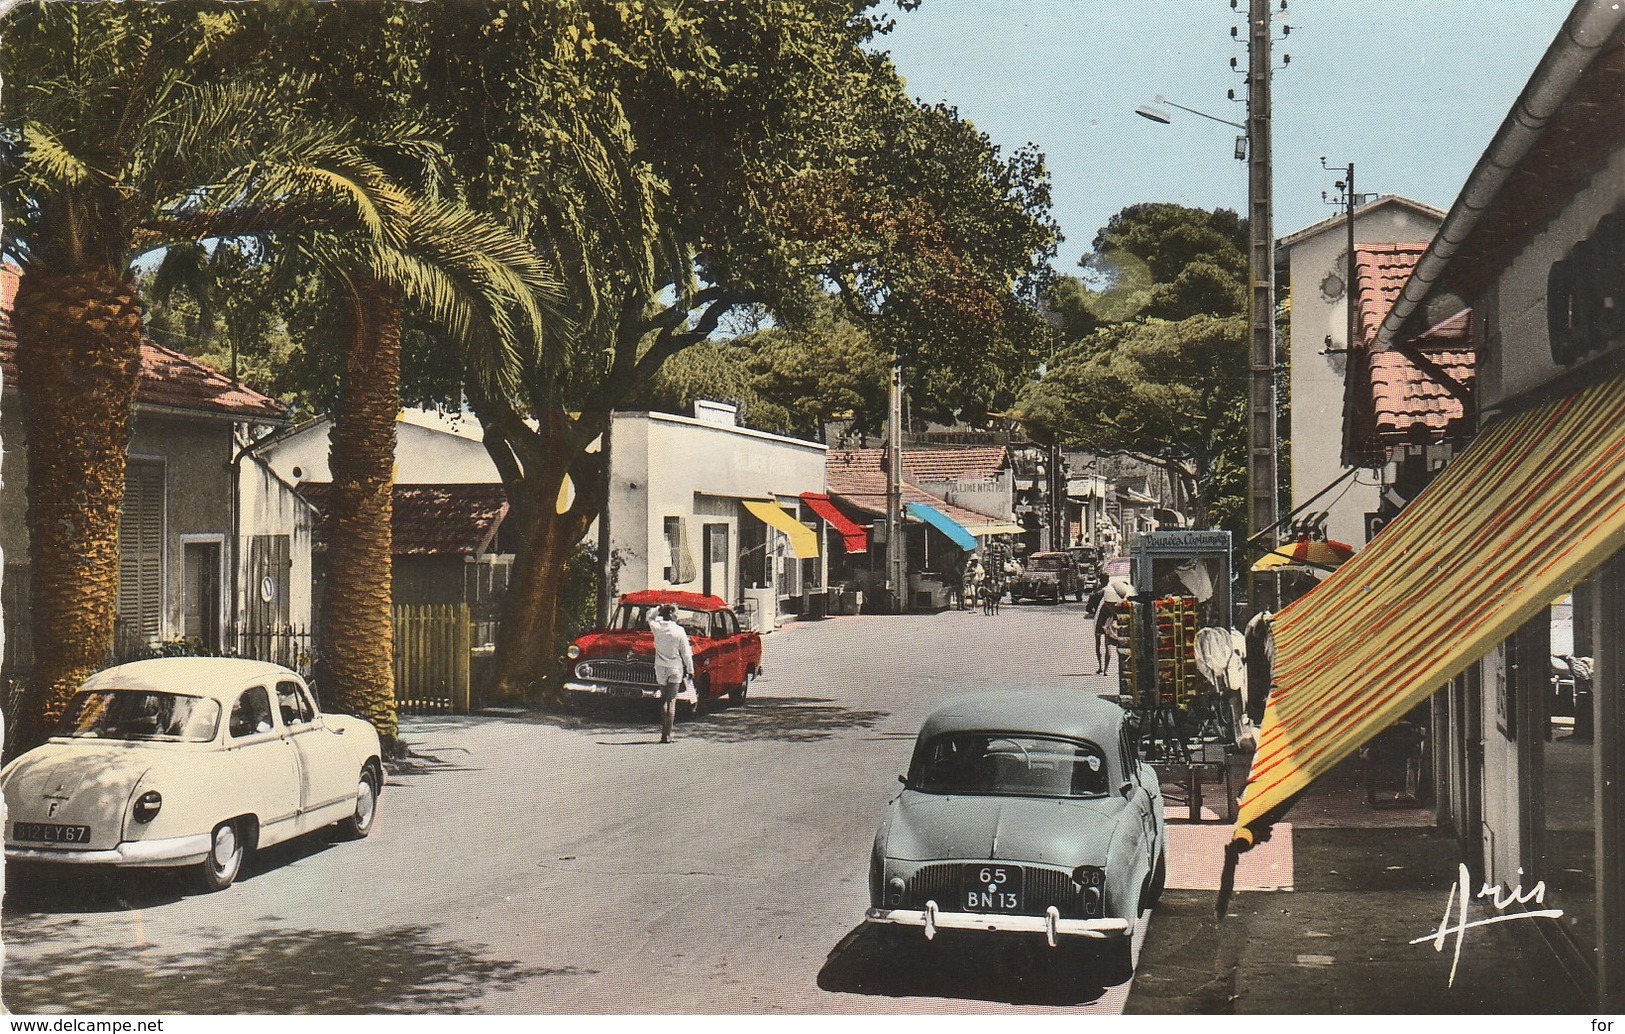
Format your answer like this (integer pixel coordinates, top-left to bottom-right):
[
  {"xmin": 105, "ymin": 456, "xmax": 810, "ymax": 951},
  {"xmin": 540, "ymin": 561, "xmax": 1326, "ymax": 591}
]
[{"xmin": 1250, "ymin": 536, "xmax": 1356, "ymax": 574}]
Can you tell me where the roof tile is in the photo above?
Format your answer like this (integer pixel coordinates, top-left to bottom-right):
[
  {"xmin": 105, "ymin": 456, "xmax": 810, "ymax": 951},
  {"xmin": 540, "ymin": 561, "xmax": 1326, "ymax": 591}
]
[
  {"xmin": 0, "ymin": 266, "xmax": 286, "ymax": 421},
  {"xmin": 300, "ymin": 482, "xmax": 508, "ymax": 557}
]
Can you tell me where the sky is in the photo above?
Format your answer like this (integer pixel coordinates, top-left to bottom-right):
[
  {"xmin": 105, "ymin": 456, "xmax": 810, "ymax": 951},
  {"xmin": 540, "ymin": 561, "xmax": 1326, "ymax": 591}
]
[{"xmin": 874, "ymin": 0, "xmax": 1576, "ymax": 270}]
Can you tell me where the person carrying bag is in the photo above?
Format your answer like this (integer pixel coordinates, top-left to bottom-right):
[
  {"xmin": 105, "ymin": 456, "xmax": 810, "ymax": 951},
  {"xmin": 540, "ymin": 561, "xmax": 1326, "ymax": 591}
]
[{"xmin": 648, "ymin": 604, "xmax": 695, "ymax": 744}]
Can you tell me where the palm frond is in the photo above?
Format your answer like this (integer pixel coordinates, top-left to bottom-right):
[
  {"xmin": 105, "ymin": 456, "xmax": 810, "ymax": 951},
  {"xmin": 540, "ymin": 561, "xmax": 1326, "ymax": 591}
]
[{"xmin": 21, "ymin": 121, "xmax": 92, "ymax": 188}]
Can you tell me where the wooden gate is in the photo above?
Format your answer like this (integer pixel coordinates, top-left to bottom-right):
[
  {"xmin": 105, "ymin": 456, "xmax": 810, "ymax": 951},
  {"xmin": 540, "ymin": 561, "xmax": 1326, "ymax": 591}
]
[{"xmin": 392, "ymin": 604, "xmax": 473, "ymax": 714}]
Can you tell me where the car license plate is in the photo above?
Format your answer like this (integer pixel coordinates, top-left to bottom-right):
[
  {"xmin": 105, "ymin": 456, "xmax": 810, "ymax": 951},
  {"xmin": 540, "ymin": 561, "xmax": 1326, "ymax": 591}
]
[
  {"xmin": 607, "ymin": 685, "xmax": 643, "ymax": 699},
  {"xmin": 962, "ymin": 864, "xmax": 1023, "ymax": 913},
  {"xmin": 13, "ymin": 822, "xmax": 91, "ymax": 844}
]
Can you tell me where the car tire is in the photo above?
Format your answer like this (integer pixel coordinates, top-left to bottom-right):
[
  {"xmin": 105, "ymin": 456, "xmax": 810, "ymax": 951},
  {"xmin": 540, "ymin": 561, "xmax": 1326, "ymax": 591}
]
[
  {"xmin": 337, "ymin": 766, "xmax": 380, "ymax": 840},
  {"xmin": 729, "ymin": 668, "xmax": 752, "ymax": 706},
  {"xmin": 198, "ymin": 819, "xmax": 246, "ymax": 892},
  {"xmin": 1141, "ymin": 847, "xmax": 1167, "ymax": 914}
]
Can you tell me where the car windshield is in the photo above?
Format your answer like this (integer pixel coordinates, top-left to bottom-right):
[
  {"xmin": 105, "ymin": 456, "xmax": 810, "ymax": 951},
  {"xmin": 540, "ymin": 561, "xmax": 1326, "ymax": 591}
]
[
  {"xmin": 55, "ymin": 689, "xmax": 222, "ymax": 743},
  {"xmin": 910, "ymin": 733, "xmax": 1110, "ymax": 798},
  {"xmin": 610, "ymin": 604, "xmax": 712, "ymax": 639}
]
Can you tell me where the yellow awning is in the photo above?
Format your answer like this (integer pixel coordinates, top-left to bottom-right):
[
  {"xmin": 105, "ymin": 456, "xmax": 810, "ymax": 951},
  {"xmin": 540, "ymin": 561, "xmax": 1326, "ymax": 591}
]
[
  {"xmin": 743, "ymin": 500, "xmax": 820, "ymax": 560},
  {"xmin": 962, "ymin": 521, "xmax": 1026, "ymax": 537},
  {"xmin": 1233, "ymin": 372, "xmax": 1625, "ymax": 848}
]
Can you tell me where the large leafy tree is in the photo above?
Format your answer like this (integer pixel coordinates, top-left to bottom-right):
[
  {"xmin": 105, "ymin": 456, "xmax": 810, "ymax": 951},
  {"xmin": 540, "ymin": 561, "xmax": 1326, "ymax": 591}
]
[
  {"xmin": 1, "ymin": 2, "xmax": 559, "ymax": 751},
  {"xmin": 350, "ymin": 1, "xmax": 1058, "ymax": 701},
  {"xmin": 1020, "ymin": 203, "xmax": 1250, "ymax": 532}
]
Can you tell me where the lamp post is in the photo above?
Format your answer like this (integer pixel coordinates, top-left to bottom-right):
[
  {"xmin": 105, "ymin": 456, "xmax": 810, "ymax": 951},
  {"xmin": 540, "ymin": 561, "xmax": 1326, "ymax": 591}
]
[{"xmin": 1135, "ymin": 0, "xmax": 1279, "ymax": 614}]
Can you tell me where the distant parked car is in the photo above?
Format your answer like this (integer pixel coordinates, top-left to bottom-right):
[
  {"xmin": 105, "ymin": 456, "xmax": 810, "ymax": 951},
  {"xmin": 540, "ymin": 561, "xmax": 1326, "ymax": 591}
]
[
  {"xmin": 2, "ymin": 658, "xmax": 383, "ymax": 892},
  {"xmin": 866, "ymin": 689, "xmax": 1165, "ymax": 970},
  {"xmin": 563, "ymin": 590, "xmax": 763, "ymax": 714},
  {"xmin": 1066, "ymin": 545, "xmax": 1103, "ymax": 593},
  {"xmin": 1010, "ymin": 550, "xmax": 1084, "ymax": 603}
]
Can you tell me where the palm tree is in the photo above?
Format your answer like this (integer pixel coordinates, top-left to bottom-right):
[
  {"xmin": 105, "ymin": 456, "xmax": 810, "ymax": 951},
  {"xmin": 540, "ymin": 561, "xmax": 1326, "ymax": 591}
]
[{"xmin": 1, "ymin": 4, "xmax": 560, "ymax": 753}]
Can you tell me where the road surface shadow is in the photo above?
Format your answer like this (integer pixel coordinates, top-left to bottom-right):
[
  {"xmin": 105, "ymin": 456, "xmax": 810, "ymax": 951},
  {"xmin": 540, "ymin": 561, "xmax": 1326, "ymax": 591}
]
[
  {"xmin": 2, "ymin": 923, "xmax": 586, "ymax": 1013},
  {"xmin": 3, "ymin": 827, "xmax": 354, "ymax": 916},
  {"xmin": 548, "ymin": 695, "xmax": 888, "ymax": 744},
  {"xmin": 818, "ymin": 923, "xmax": 1127, "ymax": 1006}
]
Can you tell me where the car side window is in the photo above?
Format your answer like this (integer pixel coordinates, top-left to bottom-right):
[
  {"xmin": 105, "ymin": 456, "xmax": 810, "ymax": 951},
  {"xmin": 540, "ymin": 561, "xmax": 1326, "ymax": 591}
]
[
  {"xmin": 1120, "ymin": 728, "xmax": 1141, "ymax": 789},
  {"xmin": 718, "ymin": 610, "xmax": 738, "ymax": 637},
  {"xmin": 277, "ymin": 680, "xmax": 315, "ymax": 727},
  {"xmin": 229, "ymin": 686, "xmax": 276, "ymax": 739}
]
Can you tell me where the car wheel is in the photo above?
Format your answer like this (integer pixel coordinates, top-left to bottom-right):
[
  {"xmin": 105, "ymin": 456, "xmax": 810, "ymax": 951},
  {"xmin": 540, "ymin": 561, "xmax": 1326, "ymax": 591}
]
[
  {"xmin": 729, "ymin": 668, "xmax": 752, "ymax": 706},
  {"xmin": 1141, "ymin": 847, "xmax": 1167, "ymax": 914},
  {"xmin": 198, "ymin": 819, "xmax": 246, "ymax": 892},
  {"xmin": 337, "ymin": 766, "xmax": 380, "ymax": 840}
]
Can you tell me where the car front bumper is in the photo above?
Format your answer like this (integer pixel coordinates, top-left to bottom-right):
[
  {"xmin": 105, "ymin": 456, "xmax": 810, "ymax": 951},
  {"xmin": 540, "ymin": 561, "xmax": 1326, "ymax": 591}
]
[
  {"xmin": 563, "ymin": 680, "xmax": 699, "ymax": 705},
  {"xmin": 865, "ymin": 903, "xmax": 1131, "ymax": 947},
  {"xmin": 6, "ymin": 832, "xmax": 213, "ymax": 868}
]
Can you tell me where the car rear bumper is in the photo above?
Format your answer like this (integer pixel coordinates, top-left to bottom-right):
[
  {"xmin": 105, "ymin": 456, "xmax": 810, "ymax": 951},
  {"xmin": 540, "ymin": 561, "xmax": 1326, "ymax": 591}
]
[
  {"xmin": 865, "ymin": 904, "xmax": 1131, "ymax": 947},
  {"xmin": 6, "ymin": 832, "xmax": 212, "ymax": 867}
]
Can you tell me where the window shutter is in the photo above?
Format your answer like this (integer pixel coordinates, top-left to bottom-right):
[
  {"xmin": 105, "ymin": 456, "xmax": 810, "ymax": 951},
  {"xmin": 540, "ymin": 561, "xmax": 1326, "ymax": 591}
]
[{"xmin": 119, "ymin": 461, "xmax": 165, "ymax": 645}]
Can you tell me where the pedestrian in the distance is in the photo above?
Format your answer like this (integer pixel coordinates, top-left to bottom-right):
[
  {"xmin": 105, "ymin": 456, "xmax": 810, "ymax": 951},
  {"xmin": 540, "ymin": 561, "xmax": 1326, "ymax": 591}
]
[
  {"xmin": 1094, "ymin": 598, "xmax": 1117, "ymax": 675},
  {"xmin": 648, "ymin": 603, "xmax": 694, "ymax": 744},
  {"xmin": 1100, "ymin": 608, "xmax": 1127, "ymax": 676}
]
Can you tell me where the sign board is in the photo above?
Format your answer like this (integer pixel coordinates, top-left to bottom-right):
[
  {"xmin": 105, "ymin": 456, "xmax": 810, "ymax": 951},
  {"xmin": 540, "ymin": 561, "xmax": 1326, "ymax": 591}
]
[{"xmin": 1137, "ymin": 530, "xmax": 1233, "ymax": 554}]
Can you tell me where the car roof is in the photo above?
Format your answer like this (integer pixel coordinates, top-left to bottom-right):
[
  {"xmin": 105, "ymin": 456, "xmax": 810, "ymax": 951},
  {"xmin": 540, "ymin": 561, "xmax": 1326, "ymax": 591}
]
[
  {"xmin": 80, "ymin": 657, "xmax": 302, "ymax": 702},
  {"xmin": 916, "ymin": 688, "xmax": 1125, "ymax": 744},
  {"xmin": 618, "ymin": 590, "xmax": 730, "ymax": 612}
]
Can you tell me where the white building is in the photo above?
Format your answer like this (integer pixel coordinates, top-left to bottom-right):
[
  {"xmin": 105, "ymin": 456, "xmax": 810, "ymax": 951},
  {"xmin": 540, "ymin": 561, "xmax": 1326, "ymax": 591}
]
[
  {"xmin": 1278, "ymin": 196, "xmax": 1444, "ymax": 546},
  {"xmin": 605, "ymin": 405, "xmax": 828, "ymax": 631}
]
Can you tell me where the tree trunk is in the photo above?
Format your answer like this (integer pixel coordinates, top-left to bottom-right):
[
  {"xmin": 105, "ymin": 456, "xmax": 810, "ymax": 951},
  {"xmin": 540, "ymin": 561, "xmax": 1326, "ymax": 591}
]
[
  {"xmin": 314, "ymin": 278, "xmax": 400, "ymax": 747},
  {"xmin": 478, "ymin": 410, "xmax": 605, "ymax": 705},
  {"xmin": 10, "ymin": 271, "xmax": 145, "ymax": 757}
]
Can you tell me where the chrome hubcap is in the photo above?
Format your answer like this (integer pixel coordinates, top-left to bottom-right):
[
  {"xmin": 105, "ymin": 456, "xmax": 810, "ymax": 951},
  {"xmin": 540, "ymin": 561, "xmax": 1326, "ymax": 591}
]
[
  {"xmin": 212, "ymin": 825, "xmax": 237, "ymax": 869},
  {"xmin": 355, "ymin": 779, "xmax": 375, "ymax": 828}
]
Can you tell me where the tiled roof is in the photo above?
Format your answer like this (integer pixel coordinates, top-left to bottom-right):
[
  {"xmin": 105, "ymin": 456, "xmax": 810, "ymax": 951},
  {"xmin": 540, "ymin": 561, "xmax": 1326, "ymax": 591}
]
[
  {"xmin": 828, "ymin": 446, "xmax": 1009, "ymax": 483},
  {"xmin": 0, "ymin": 266, "xmax": 286, "ymax": 421},
  {"xmin": 1348, "ymin": 247, "xmax": 1475, "ymax": 452},
  {"xmin": 299, "ymin": 482, "xmax": 508, "ymax": 557},
  {"xmin": 826, "ymin": 458, "xmax": 1011, "ymax": 529},
  {"xmin": 1370, "ymin": 348, "xmax": 1476, "ymax": 443},
  {"xmin": 1353, "ymin": 244, "xmax": 1431, "ymax": 346}
]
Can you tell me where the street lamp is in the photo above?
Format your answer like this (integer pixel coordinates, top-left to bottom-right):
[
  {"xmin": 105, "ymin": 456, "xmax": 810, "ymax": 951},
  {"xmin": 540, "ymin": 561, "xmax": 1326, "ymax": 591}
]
[
  {"xmin": 1135, "ymin": 0, "xmax": 1280, "ymax": 619},
  {"xmin": 1134, "ymin": 95, "xmax": 1248, "ymax": 159}
]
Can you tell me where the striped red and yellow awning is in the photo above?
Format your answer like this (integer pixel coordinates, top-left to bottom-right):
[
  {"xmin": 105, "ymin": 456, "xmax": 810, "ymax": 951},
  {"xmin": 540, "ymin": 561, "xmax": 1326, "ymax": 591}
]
[{"xmin": 1231, "ymin": 372, "xmax": 1625, "ymax": 854}]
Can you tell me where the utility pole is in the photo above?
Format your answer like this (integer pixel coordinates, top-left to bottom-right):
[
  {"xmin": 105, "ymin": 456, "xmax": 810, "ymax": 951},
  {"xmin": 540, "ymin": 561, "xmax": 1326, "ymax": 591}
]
[
  {"xmin": 885, "ymin": 353, "xmax": 907, "ymax": 613},
  {"xmin": 1246, "ymin": 0, "xmax": 1279, "ymax": 614}
]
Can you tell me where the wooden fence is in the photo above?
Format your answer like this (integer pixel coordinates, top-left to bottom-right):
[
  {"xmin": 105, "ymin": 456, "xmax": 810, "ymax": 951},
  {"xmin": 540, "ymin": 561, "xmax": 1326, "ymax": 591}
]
[{"xmin": 393, "ymin": 603, "xmax": 473, "ymax": 715}]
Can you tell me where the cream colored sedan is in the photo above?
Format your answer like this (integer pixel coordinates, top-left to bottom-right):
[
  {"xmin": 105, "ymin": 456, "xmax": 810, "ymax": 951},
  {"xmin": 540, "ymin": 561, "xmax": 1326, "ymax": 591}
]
[{"xmin": 2, "ymin": 657, "xmax": 382, "ymax": 891}]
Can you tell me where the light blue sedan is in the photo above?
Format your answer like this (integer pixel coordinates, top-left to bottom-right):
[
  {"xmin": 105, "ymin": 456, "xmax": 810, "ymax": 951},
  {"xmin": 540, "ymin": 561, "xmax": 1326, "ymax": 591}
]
[{"xmin": 866, "ymin": 689, "xmax": 1166, "ymax": 967}]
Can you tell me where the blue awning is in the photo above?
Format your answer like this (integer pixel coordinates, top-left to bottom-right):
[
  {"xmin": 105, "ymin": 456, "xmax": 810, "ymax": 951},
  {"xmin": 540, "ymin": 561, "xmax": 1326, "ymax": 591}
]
[{"xmin": 905, "ymin": 502, "xmax": 978, "ymax": 551}]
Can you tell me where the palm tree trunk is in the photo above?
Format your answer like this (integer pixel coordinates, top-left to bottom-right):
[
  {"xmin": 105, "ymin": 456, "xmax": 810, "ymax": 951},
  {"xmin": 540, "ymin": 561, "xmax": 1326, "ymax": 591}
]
[
  {"xmin": 10, "ymin": 271, "xmax": 145, "ymax": 756},
  {"xmin": 315, "ymin": 277, "xmax": 400, "ymax": 747}
]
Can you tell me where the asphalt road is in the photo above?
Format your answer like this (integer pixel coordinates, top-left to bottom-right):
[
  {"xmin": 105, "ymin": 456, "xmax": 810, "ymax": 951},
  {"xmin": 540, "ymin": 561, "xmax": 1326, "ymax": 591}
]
[{"xmin": 2, "ymin": 600, "xmax": 1151, "ymax": 1015}]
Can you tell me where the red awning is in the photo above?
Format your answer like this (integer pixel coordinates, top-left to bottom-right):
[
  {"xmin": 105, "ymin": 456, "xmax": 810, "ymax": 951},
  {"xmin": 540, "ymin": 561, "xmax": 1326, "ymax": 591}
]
[{"xmin": 800, "ymin": 492, "xmax": 869, "ymax": 553}]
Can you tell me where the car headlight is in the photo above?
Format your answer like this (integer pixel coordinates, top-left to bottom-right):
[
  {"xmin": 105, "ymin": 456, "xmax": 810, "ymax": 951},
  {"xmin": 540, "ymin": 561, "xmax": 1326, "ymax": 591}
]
[
  {"xmin": 566, "ymin": 644, "xmax": 581, "ymax": 660},
  {"xmin": 133, "ymin": 790, "xmax": 162, "ymax": 824}
]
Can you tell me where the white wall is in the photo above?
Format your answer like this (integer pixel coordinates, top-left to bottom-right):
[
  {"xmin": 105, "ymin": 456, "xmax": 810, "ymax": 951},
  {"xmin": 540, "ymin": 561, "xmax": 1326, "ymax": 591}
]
[
  {"xmin": 608, "ymin": 411, "xmax": 826, "ymax": 604},
  {"xmin": 1486, "ymin": 146, "xmax": 1625, "ymax": 412},
  {"xmin": 1284, "ymin": 202, "xmax": 1443, "ymax": 547},
  {"xmin": 257, "ymin": 412, "xmax": 500, "ymax": 487},
  {"xmin": 237, "ymin": 454, "xmax": 316, "ymax": 632}
]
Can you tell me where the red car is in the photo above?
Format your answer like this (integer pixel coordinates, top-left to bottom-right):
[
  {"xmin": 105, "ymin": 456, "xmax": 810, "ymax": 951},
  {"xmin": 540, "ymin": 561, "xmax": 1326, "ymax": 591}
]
[{"xmin": 562, "ymin": 590, "xmax": 763, "ymax": 714}]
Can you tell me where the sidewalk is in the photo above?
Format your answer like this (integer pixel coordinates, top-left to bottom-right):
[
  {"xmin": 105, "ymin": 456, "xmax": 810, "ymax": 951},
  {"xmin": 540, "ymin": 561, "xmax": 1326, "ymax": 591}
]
[{"xmin": 1126, "ymin": 756, "xmax": 1592, "ymax": 1014}]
